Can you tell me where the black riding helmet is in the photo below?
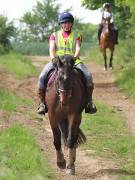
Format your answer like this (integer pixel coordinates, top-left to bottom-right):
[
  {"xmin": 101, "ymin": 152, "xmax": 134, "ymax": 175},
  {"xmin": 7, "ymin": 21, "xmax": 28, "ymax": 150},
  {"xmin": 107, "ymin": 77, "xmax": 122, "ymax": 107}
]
[
  {"xmin": 103, "ymin": 2, "xmax": 110, "ymax": 9},
  {"xmin": 58, "ymin": 12, "xmax": 74, "ymax": 25}
]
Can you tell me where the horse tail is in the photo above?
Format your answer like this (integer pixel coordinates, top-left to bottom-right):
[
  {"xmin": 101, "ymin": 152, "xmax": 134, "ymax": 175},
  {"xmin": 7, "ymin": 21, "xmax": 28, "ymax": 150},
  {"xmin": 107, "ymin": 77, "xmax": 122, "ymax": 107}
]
[
  {"xmin": 76, "ymin": 128, "xmax": 87, "ymax": 146},
  {"xmin": 58, "ymin": 120, "xmax": 86, "ymax": 147},
  {"xmin": 58, "ymin": 120, "xmax": 68, "ymax": 145}
]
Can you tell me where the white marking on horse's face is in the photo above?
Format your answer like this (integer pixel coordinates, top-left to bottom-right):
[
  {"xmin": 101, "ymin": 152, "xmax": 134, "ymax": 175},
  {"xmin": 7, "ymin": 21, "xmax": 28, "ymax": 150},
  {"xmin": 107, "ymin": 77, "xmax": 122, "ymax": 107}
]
[{"xmin": 63, "ymin": 74, "xmax": 67, "ymax": 81}]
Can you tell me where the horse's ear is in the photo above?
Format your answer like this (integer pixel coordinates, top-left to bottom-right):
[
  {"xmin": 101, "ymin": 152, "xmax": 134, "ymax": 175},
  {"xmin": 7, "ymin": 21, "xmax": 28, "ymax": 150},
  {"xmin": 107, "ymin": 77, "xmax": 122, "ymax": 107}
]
[
  {"xmin": 57, "ymin": 56, "xmax": 63, "ymax": 67},
  {"xmin": 71, "ymin": 57, "xmax": 75, "ymax": 67}
]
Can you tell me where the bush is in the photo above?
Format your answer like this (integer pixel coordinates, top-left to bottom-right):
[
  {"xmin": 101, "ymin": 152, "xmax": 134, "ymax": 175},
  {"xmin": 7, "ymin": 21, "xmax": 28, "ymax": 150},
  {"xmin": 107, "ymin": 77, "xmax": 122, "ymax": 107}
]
[{"xmin": 12, "ymin": 41, "xmax": 49, "ymax": 55}]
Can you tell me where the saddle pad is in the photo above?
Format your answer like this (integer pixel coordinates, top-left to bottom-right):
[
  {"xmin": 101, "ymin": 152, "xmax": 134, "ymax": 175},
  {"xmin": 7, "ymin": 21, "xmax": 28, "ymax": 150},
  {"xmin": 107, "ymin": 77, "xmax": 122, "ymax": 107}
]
[{"xmin": 47, "ymin": 70, "xmax": 56, "ymax": 86}]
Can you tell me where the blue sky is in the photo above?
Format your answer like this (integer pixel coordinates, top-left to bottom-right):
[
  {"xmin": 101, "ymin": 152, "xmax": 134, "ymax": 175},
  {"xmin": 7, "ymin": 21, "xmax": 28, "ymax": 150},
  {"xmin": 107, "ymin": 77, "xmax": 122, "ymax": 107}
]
[{"xmin": 0, "ymin": 0, "xmax": 101, "ymax": 24}]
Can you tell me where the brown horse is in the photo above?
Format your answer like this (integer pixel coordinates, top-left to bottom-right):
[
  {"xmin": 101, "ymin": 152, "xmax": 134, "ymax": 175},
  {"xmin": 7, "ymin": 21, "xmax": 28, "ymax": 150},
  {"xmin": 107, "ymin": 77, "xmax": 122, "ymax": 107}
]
[
  {"xmin": 99, "ymin": 17, "xmax": 116, "ymax": 70},
  {"xmin": 46, "ymin": 55, "xmax": 87, "ymax": 175}
]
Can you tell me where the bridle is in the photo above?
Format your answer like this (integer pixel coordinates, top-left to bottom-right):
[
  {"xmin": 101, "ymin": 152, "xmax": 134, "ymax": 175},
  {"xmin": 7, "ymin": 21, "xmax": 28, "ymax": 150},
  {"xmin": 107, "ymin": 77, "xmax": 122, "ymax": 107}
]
[{"xmin": 55, "ymin": 69, "xmax": 73, "ymax": 106}]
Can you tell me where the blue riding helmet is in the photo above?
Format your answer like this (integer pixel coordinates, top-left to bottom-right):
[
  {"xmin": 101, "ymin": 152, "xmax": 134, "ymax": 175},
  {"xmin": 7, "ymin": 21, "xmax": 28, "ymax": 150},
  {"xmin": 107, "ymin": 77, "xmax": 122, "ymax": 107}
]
[{"xmin": 59, "ymin": 12, "xmax": 74, "ymax": 24}]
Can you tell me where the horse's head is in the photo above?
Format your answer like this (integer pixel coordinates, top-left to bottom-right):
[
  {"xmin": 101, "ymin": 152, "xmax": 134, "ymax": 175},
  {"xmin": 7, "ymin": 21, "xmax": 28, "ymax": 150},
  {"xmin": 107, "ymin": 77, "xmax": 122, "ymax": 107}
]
[{"xmin": 56, "ymin": 55, "xmax": 75, "ymax": 105}]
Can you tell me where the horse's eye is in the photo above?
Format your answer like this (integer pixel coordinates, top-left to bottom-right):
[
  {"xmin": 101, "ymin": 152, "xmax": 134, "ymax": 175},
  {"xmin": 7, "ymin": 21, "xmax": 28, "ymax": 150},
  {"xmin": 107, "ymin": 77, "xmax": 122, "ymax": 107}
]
[{"xmin": 59, "ymin": 76, "xmax": 63, "ymax": 81}]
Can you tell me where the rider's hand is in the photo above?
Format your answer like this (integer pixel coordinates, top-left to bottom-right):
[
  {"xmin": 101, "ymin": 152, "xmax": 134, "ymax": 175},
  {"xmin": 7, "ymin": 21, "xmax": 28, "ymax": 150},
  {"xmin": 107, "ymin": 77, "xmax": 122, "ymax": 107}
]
[
  {"xmin": 73, "ymin": 56, "xmax": 80, "ymax": 61},
  {"xmin": 51, "ymin": 57, "xmax": 58, "ymax": 66}
]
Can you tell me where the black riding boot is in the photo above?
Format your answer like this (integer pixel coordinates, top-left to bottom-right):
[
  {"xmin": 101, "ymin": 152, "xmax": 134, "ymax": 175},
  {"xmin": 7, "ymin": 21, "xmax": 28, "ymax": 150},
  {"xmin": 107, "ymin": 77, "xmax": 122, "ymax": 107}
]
[
  {"xmin": 115, "ymin": 30, "xmax": 119, "ymax": 44},
  {"xmin": 37, "ymin": 88, "xmax": 48, "ymax": 115},
  {"xmin": 98, "ymin": 29, "xmax": 101, "ymax": 43},
  {"xmin": 98, "ymin": 24, "xmax": 103, "ymax": 43},
  {"xmin": 85, "ymin": 86, "xmax": 97, "ymax": 114}
]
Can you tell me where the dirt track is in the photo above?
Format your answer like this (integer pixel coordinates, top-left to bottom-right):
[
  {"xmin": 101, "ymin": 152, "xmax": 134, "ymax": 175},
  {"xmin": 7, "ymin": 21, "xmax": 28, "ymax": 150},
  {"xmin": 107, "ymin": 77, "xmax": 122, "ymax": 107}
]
[{"xmin": 0, "ymin": 56, "xmax": 135, "ymax": 180}]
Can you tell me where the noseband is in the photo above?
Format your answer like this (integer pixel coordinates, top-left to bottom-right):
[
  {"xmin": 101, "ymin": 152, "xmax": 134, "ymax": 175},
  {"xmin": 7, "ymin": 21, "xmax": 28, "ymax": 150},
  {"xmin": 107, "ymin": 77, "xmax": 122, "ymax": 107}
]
[
  {"xmin": 55, "ymin": 76, "xmax": 73, "ymax": 106},
  {"xmin": 56, "ymin": 85, "xmax": 72, "ymax": 106},
  {"xmin": 58, "ymin": 88, "xmax": 72, "ymax": 98}
]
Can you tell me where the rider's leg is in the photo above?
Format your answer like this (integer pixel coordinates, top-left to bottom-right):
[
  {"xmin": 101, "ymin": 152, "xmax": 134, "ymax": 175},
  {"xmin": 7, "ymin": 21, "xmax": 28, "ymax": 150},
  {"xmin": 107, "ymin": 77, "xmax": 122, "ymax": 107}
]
[
  {"xmin": 111, "ymin": 24, "xmax": 118, "ymax": 44},
  {"xmin": 75, "ymin": 63, "xmax": 97, "ymax": 114},
  {"xmin": 98, "ymin": 24, "xmax": 103, "ymax": 42},
  {"xmin": 114, "ymin": 27, "xmax": 119, "ymax": 44},
  {"xmin": 37, "ymin": 62, "xmax": 54, "ymax": 114}
]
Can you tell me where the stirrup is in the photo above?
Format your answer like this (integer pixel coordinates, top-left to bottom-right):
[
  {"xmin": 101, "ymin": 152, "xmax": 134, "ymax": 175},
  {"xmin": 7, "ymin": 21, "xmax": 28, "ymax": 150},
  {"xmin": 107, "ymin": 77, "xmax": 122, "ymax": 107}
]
[{"xmin": 37, "ymin": 103, "xmax": 47, "ymax": 115}]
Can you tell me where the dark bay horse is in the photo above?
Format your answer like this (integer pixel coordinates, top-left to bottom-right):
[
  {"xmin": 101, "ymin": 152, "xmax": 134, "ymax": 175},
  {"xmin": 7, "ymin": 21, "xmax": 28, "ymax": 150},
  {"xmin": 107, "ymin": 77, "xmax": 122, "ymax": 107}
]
[
  {"xmin": 99, "ymin": 17, "xmax": 116, "ymax": 70},
  {"xmin": 46, "ymin": 55, "xmax": 87, "ymax": 175}
]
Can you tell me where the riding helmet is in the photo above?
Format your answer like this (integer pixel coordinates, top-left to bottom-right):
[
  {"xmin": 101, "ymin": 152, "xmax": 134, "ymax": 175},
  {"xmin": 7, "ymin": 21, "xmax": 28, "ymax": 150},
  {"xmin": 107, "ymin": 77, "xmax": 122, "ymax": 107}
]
[
  {"xmin": 58, "ymin": 12, "xmax": 74, "ymax": 24},
  {"xmin": 103, "ymin": 2, "xmax": 110, "ymax": 9}
]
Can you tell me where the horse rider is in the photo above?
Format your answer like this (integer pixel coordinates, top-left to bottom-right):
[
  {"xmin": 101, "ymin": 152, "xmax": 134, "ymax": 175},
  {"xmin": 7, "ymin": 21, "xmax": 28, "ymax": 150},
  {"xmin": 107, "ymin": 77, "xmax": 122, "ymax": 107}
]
[
  {"xmin": 37, "ymin": 12, "xmax": 97, "ymax": 115},
  {"xmin": 98, "ymin": 2, "xmax": 118, "ymax": 44}
]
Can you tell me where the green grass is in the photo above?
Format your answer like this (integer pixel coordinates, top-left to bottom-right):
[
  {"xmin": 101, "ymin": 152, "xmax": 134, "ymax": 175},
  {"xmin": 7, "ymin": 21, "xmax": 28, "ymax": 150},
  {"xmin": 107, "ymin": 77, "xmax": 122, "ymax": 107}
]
[
  {"xmin": 0, "ymin": 53, "xmax": 38, "ymax": 79},
  {"xmin": 112, "ymin": 39, "xmax": 135, "ymax": 100},
  {"xmin": 0, "ymin": 88, "xmax": 32, "ymax": 112},
  {"xmin": 13, "ymin": 42, "xmax": 49, "ymax": 56},
  {"xmin": 81, "ymin": 41, "xmax": 100, "ymax": 63},
  {"xmin": 115, "ymin": 65, "xmax": 135, "ymax": 99},
  {"xmin": 0, "ymin": 125, "xmax": 55, "ymax": 180},
  {"xmin": 81, "ymin": 101, "xmax": 135, "ymax": 178}
]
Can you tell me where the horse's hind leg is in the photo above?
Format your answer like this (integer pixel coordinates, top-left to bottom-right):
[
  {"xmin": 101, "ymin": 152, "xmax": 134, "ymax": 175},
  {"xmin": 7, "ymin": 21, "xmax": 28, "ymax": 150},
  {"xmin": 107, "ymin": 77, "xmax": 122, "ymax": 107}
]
[{"xmin": 51, "ymin": 123, "xmax": 66, "ymax": 169}]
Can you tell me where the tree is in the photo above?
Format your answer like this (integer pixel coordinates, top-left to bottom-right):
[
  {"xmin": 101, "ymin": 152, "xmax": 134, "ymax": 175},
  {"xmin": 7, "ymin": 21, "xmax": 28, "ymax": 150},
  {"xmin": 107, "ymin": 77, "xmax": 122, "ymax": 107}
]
[
  {"xmin": 21, "ymin": 0, "xmax": 60, "ymax": 42},
  {"xmin": 0, "ymin": 15, "xmax": 16, "ymax": 53},
  {"xmin": 73, "ymin": 19, "xmax": 97, "ymax": 42},
  {"xmin": 117, "ymin": 0, "xmax": 135, "ymax": 38}
]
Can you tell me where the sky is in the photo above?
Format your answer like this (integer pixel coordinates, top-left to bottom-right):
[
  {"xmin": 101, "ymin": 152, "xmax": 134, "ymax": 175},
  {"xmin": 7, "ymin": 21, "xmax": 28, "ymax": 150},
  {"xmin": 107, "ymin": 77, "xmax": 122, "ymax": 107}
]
[{"xmin": 0, "ymin": 0, "xmax": 101, "ymax": 24}]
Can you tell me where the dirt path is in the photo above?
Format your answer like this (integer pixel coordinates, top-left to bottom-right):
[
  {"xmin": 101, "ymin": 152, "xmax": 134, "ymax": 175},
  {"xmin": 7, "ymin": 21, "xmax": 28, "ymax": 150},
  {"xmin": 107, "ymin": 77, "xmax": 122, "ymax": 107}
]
[{"xmin": 1, "ymin": 56, "xmax": 135, "ymax": 179}]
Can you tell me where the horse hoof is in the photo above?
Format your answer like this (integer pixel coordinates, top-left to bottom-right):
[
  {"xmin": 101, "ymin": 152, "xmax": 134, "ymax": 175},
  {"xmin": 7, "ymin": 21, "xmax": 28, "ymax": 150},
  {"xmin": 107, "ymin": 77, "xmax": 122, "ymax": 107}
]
[
  {"xmin": 57, "ymin": 159, "xmax": 66, "ymax": 169},
  {"xmin": 109, "ymin": 66, "xmax": 113, "ymax": 70},
  {"xmin": 104, "ymin": 67, "xmax": 107, "ymax": 71},
  {"xmin": 66, "ymin": 165, "xmax": 75, "ymax": 175}
]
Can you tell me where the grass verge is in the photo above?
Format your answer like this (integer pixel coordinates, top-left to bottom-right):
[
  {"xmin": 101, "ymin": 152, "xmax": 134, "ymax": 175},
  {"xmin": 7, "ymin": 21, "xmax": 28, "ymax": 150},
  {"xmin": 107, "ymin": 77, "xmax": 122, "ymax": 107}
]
[
  {"xmin": 81, "ymin": 101, "xmax": 135, "ymax": 178},
  {"xmin": 0, "ymin": 53, "xmax": 38, "ymax": 79},
  {"xmin": 115, "ymin": 65, "xmax": 135, "ymax": 99},
  {"xmin": 0, "ymin": 124, "xmax": 55, "ymax": 180},
  {"xmin": 0, "ymin": 88, "xmax": 32, "ymax": 112}
]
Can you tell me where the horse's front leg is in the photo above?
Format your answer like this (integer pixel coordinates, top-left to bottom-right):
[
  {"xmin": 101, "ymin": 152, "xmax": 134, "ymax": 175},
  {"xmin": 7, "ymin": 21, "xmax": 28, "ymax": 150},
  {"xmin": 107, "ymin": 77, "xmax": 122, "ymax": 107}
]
[
  {"xmin": 102, "ymin": 48, "xmax": 107, "ymax": 70},
  {"xmin": 56, "ymin": 148, "xmax": 66, "ymax": 169},
  {"xmin": 109, "ymin": 47, "xmax": 114, "ymax": 69},
  {"xmin": 49, "ymin": 116, "xmax": 66, "ymax": 169},
  {"xmin": 66, "ymin": 148, "xmax": 76, "ymax": 175}
]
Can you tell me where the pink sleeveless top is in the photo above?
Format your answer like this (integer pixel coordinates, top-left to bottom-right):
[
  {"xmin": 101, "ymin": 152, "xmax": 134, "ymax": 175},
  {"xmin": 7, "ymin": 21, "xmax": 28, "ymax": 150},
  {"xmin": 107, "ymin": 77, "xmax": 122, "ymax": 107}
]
[{"xmin": 49, "ymin": 31, "xmax": 81, "ymax": 41}]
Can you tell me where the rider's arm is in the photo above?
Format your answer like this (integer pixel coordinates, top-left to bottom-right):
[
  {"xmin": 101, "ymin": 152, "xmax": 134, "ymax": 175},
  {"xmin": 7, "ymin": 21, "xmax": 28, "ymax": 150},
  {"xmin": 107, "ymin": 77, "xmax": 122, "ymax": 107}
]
[
  {"xmin": 101, "ymin": 11, "xmax": 104, "ymax": 23},
  {"xmin": 49, "ymin": 34, "xmax": 56, "ymax": 60},
  {"xmin": 110, "ymin": 13, "xmax": 114, "ymax": 23},
  {"xmin": 74, "ymin": 38, "xmax": 81, "ymax": 59}
]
